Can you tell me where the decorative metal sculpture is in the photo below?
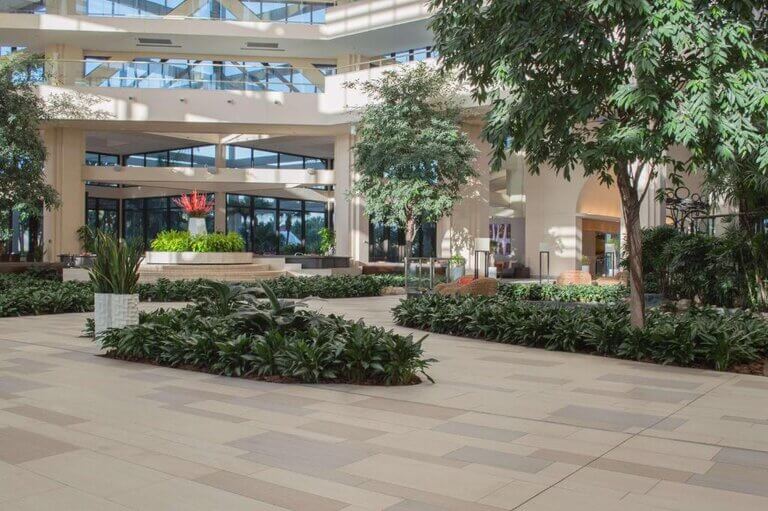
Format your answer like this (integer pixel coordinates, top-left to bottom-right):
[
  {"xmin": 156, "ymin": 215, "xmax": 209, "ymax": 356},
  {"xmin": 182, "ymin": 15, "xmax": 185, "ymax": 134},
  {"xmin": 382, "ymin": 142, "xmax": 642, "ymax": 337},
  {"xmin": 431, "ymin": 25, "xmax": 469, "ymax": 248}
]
[{"xmin": 665, "ymin": 186, "xmax": 711, "ymax": 233}]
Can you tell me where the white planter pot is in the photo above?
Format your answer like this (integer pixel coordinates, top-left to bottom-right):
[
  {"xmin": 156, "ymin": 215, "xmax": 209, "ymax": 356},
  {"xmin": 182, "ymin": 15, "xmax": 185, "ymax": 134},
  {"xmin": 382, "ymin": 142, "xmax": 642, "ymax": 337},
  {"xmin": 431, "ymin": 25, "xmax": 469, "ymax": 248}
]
[
  {"xmin": 581, "ymin": 265, "xmax": 591, "ymax": 274},
  {"xmin": 94, "ymin": 293, "xmax": 139, "ymax": 337},
  {"xmin": 94, "ymin": 293, "xmax": 112, "ymax": 337},
  {"xmin": 188, "ymin": 217, "xmax": 207, "ymax": 236}
]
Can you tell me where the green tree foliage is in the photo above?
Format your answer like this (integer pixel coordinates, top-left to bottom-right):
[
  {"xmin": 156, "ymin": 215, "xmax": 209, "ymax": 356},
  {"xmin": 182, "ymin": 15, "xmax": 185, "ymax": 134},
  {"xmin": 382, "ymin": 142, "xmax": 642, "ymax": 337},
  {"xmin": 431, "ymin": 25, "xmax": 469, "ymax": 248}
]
[
  {"xmin": 0, "ymin": 52, "xmax": 59, "ymax": 214},
  {"xmin": 348, "ymin": 63, "xmax": 477, "ymax": 257},
  {"xmin": 429, "ymin": 1, "xmax": 766, "ymax": 326}
]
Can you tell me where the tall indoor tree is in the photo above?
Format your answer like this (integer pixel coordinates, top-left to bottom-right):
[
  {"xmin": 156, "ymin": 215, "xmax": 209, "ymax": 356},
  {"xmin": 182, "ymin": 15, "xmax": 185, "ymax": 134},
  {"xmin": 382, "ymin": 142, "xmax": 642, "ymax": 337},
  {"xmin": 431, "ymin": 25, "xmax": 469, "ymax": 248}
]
[
  {"xmin": 348, "ymin": 63, "xmax": 477, "ymax": 259},
  {"xmin": 0, "ymin": 51, "xmax": 59, "ymax": 215},
  {"xmin": 430, "ymin": 0, "xmax": 766, "ymax": 327}
]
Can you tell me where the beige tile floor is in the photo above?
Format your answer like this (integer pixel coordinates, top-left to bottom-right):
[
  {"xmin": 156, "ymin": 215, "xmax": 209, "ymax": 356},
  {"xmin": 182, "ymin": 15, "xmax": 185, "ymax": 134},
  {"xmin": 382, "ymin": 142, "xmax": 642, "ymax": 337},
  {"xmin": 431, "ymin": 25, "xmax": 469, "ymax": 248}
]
[{"xmin": 0, "ymin": 296, "xmax": 767, "ymax": 510}]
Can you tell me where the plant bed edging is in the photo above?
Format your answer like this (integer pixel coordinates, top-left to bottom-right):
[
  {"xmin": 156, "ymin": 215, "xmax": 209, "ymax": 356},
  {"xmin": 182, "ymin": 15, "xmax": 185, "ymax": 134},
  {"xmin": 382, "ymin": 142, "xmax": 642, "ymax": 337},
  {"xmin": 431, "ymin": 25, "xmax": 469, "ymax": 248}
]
[{"xmin": 144, "ymin": 251, "xmax": 254, "ymax": 265}]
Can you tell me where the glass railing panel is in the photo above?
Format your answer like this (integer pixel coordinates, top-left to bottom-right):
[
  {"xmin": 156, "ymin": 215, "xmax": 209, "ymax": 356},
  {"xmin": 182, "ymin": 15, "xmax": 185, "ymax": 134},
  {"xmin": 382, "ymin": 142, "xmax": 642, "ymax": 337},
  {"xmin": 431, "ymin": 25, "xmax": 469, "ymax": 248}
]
[{"xmin": 65, "ymin": 59, "xmax": 327, "ymax": 92}]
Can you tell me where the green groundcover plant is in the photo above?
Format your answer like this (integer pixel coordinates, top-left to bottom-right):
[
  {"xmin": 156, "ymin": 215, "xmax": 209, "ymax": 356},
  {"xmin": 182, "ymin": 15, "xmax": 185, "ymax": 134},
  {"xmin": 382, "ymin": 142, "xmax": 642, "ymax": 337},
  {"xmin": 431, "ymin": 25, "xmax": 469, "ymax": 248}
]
[
  {"xmin": 0, "ymin": 273, "xmax": 408, "ymax": 317},
  {"xmin": 150, "ymin": 230, "xmax": 246, "ymax": 253},
  {"xmin": 95, "ymin": 281, "xmax": 435, "ymax": 385},
  {"xmin": 393, "ymin": 295, "xmax": 768, "ymax": 372},
  {"xmin": 499, "ymin": 283, "xmax": 627, "ymax": 304}
]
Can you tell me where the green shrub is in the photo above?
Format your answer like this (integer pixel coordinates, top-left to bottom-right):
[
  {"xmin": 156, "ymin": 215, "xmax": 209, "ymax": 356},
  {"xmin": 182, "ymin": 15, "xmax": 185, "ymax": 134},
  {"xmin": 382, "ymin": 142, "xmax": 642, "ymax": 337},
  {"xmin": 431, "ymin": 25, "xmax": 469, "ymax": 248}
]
[
  {"xmin": 150, "ymin": 230, "xmax": 245, "ymax": 253},
  {"xmin": 393, "ymin": 294, "xmax": 768, "ymax": 372},
  {"xmin": 0, "ymin": 273, "xmax": 408, "ymax": 318},
  {"xmin": 97, "ymin": 283, "xmax": 435, "ymax": 385},
  {"xmin": 498, "ymin": 283, "xmax": 627, "ymax": 303}
]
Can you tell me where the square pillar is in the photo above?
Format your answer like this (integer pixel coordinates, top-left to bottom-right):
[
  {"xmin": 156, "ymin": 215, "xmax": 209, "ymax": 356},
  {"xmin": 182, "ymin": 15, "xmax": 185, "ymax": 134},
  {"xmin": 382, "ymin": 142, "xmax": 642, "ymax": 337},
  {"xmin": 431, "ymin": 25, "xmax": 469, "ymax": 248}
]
[{"xmin": 43, "ymin": 128, "xmax": 86, "ymax": 260}]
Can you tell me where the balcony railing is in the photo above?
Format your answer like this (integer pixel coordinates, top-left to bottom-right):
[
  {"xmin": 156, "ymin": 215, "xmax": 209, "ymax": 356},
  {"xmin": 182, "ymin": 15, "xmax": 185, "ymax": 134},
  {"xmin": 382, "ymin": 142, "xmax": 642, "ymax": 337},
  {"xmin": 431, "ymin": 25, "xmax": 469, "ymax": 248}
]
[
  {"xmin": 40, "ymin": 56, "xmax": 420, "ymax": 92},
  {"xmin": 1, "ymin": 0, "xmax": 336, "ymax": 24},
  {"xmin": 46, "ymin": 59, "xmax": 336, "ymax": 92}
]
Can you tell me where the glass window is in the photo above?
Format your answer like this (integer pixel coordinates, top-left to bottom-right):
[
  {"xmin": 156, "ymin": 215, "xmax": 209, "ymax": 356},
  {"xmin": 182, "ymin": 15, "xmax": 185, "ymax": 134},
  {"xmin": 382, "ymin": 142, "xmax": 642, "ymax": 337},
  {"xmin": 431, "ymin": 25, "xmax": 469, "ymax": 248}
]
[
  {"xmin": 101, "ymin": 154, "xmax": 119, "ymax": 166},
  {"xmin": 279, "ymin": 153, "xmax": 304, "ymax": 169},
  {"xmin": 279, "ymin": 199, "xmax": 301, "ymax": 211},
  {"xmin": 278, "ymin": 210, "xmax": 302, "ymax": 253},
  {"xmin": 304, "ymin": 211, "xmax": 325, "ymax": 254},
  {"xmin": 254, "ymin": 197, "xmax": 276, "ymax": 209},
  {"xmin": 253, "ymin": 210, "xmax": 277, "ymax": 254},
  {"xmin": 226, "ymin": 146, "xmax": 253, "ymax": 168},
  {"xmin": 304, "ymin": 157, "xmax": 327, "ymax": 170},
  {"xmin": 125, "ymin": 154, "xmax": 145, "ymax": 166},
  {"xmin": 227, "ymin": 207, "xmax": 252, "ymax": 251},
  {"xmin": 286, "ymin": 2, "xmax": 312, "ymax": 23},
  {"xmin": 168, "ymin": 147, "xmax": 193, "ymax": 167},
  {"xmin": 261, "ymin": 2, "xmax": 286, "ymax": 22},
  {"xmin": 192, "ymin": 145, "xmax": 216, "ymax": 167},
  {"xmin": 227, "ymin": 194, "xmax": 251, "ymax": 207},
  {"xmin": 145, "ymin": 151, "xmax": 168, "ymax": 167},
  {"xmin": 305, "ymin": 201, "xmax": 326, "ymax": 212},
  {"xmin": 252, "ymin": 150, "xmax": 279, "ymax": 168},
  {"xmin": 85, "ymin": 152, "xmax": 100, "ymax": 166}
]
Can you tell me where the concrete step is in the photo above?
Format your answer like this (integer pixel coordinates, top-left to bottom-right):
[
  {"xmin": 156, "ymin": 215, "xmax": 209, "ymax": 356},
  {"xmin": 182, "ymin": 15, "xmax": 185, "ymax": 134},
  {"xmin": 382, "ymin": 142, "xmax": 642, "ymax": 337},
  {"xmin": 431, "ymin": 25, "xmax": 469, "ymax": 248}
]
[{"xmin": 138, "ymin": 262, "xmax": 284, "ymax": 282}]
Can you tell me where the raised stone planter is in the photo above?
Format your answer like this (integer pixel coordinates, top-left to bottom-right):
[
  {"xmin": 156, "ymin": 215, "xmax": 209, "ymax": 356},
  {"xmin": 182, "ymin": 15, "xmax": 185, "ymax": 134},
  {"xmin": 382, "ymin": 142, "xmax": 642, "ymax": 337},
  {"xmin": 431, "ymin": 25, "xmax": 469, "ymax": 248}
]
[{"xmin": 144, "ymin": 251, "xmax": 253, "ymax": 265}]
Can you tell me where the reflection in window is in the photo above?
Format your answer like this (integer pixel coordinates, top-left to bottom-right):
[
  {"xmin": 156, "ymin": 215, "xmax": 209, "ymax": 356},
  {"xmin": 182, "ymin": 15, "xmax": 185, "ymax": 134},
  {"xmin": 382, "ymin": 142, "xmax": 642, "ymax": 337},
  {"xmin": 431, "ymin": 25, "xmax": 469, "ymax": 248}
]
[
  {"xmin": 225, "ymin": 193, "xmax": 328, "ymax": 254},
  {"xmin": 122, "ymin": 194, "xmax": 214, "ymax": 247},
  {"xmin": 226, "ymin": 145, "xmax": 329, "ymax": 170},
  {"xmin": 86, "ymin": 196, "xmax": 119, "ymax": 236}
]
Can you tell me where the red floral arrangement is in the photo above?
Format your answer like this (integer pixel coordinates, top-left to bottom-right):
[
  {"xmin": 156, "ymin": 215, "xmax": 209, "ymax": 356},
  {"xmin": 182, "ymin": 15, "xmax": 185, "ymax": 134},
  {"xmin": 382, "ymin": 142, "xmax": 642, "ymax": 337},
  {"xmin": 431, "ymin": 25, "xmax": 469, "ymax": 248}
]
[{"xmin": 174, "ymin": 190, "xmax": 213, "ymax": 218}]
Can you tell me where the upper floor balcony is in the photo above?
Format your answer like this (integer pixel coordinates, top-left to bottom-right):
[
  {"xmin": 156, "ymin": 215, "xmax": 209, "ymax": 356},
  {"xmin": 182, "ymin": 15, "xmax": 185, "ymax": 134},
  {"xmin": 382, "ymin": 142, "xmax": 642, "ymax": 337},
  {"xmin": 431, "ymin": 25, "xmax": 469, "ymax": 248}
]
[{"xmin": 2, "ymin": 0, "xmax": 336, "ymax": 24}]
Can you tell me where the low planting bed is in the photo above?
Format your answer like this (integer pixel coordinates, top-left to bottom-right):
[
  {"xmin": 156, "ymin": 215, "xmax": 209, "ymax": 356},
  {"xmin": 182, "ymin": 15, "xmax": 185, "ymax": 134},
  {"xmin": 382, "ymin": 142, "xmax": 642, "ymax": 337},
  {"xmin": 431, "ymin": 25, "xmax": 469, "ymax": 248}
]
[
  {"xmin": 0, "ymin": 273, "xmax": 407, "ymax": 317},
  {"xmin": 393, "ymin": 294, "xmax": 768, "ymax": 374},
  {"xmin": 95, "ymin": 282, "xmax": 434, "ymax": 385},
  {"xmin": 499, "ymin": 283, "xmax": 627, "ymax": 303}
]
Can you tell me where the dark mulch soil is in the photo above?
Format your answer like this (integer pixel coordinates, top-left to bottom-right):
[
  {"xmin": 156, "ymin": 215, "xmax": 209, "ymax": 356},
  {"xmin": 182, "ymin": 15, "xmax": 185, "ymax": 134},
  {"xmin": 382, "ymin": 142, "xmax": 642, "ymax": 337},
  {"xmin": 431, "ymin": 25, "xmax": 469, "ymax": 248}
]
[{"xmin": 730, "ymin": 359, "xmax": 768, "ymax": 376}]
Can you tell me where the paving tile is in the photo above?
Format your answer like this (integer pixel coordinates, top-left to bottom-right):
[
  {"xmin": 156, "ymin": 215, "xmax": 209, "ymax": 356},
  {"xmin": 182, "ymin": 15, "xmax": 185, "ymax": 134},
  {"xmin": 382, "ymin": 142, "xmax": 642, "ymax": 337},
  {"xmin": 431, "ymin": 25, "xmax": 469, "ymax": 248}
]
[
  {"xmin": 298, "ymin": 420, "xmax": 387, "ymax": 441},
  {"xmin": 648, "ymin": 417, "xmax": 687, "ymax": 431},
  {"xmin": 3, "ymin": 486, "xmax": 131, "ymax": 510},
  {"xmin": 229, "ymin": 431, "xmax": 373, "ymax": 470},
  {"xmin": 550, "ymin": 405, "xmax": 664, "ymax": 431},
  {"xmin": 721, "ymin": 415, "xmax": 768, "ymax": 426},
  {"xmin": 444, "ymin": 446, "xmax": 552, "ymax": 473},
  {"xmin": 20, "ymin": 449, "xmax": 173, "ymax": 498},
  {"xmin": 0, "ymin": 464, "xmax": 63, "ymax": 503},
  {"xmin": 589, "ymin": 458, "xmax": 693, "ymax": 482},
  {"xmin": 732, "ymin": 378, "xmax": 768, "ymax": 390},
  {"xmin": 0, "ymin": 376, "xmax": 49, "ymax": 395},
  {"xmin": 3, "ymin": 405, "xmax": 86, "ymax": 426},
  {"xmin": 358, "ymin": 480, "xmax": 503, "ymax": 511},
  {"xmin": 342, "ymin": 454, "xmax": 509, "ymax": 502},
  {"xmin": 350, "ymin": 397, "xmax": 463, "ymax": 420},
  {"xmin": 432, "ymin": 421, "xmax": 527, "ymax": 443},
  {"xmin": 110, "ymin": 477, "xmax": 285, "ymax": 511},
  {"xmin": 0, "ymin": 427, "xmax": 78, "ymax": 464},
  {"xmin": 226, "ymin": 394, "xmax": 317, "ymax": 416},
  {"xmin": 688, "ymin": 462, "xmax": 768, "ymax": 497},
  {"xmin": 140, "ymin": 385, "xmax": 238, "ymax": 406},
  {"xmin": 196, "ymin": 470, "xmax": 347, "ymax": 511},
  {"xmin": 161, "ymin": 404, "xmax": 249, "ymax": 423},
  {"xmin": 253, "ymin": 467, "xmax": 402, "ymax": 510},
  {"xmin": 1, "ymin": 358, "xmax": 58, "ymax": 375},
  {"xmin": 504, "ymin": 374, "xmax": 571, "ymax": 385},
  {"xmin": 596, "ymin": 373, "xmax": 702, "ymax": 390},
  {"xmin": 714, "ymin": 446, "xmax": 768, "ymax": 469},
  {"xmin": 530, "ymin": 448, "xmax": 594, "ymax": 466},
  {"xmin": 478, "ymin": 355, "xmax": 562, "ymax": 367}
]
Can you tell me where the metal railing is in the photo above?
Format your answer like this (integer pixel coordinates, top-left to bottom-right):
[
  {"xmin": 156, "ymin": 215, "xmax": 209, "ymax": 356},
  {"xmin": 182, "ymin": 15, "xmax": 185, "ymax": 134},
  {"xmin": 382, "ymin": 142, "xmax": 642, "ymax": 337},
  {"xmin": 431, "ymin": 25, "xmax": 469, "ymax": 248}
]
[
  {"xmin": 1, "ymin": 0, "xmax": 337, "ymax": 24},
  {"xmin": 404, "ymin": 257, "xmax": 452, "ymax": 296}
]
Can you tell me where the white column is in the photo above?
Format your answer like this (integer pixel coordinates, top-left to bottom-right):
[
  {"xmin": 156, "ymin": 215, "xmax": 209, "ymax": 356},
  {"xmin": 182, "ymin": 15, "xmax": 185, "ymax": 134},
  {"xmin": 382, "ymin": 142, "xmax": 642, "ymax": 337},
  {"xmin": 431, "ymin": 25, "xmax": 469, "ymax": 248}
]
[
  {"xmin": 444, "ymin": 123, "xmax": 491, "ymax": 271},
  {"xmin": 43, "ymin": 128, "xmax": 86, "ymax": 260}
]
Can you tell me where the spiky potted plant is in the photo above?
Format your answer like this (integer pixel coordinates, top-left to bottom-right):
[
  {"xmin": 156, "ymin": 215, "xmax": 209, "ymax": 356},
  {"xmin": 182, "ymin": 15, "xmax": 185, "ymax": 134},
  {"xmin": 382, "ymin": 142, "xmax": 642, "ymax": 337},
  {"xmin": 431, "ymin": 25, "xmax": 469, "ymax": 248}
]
[
  {"xmin": 174, "ymin": 191, "xmax": 212, "ymax": 236},
  {"xmin": 89, "ymin": 232, "xmax": 143, "ymax": 336}
]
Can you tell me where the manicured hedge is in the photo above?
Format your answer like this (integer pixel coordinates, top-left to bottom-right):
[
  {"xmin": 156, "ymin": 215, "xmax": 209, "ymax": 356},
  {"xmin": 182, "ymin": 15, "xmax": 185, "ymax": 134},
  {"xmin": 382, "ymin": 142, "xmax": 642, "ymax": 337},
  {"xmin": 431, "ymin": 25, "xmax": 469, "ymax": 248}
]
[
  {"xmin": 98, "ymin": 282, "xmax": 434, "ymax": 384},
  {"xmin": 393, "ymin": 294, "xmax": 768, "ymax": 371},
  {"xmin": 150, "ymin": 230, "xmax": 246, "ymax": 252},
  {"xmin": 499, "ymin": 283, "xmax": 627, "ymax": 303},
  {"xmin": 138, "ymin": 275, "xmax": 406, "ymax": 302}
]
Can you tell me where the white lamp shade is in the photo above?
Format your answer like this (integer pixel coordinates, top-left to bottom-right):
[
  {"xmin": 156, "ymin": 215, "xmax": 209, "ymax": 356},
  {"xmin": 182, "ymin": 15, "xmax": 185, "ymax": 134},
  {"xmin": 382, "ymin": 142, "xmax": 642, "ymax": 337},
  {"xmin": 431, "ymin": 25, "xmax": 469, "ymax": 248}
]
[
  {"xmin": 538, "ymin": 242, "xmax": 549, "ymax": 252},
  {"xmin": 475, "ymin": 238, "xmax": 491, "ymax": 251}
]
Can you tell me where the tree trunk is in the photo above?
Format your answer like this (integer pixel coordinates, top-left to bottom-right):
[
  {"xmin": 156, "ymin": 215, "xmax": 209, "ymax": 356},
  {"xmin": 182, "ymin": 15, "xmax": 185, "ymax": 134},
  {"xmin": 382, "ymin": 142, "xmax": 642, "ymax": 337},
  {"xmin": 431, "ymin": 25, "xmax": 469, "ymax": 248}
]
[
  {"xmin": 404, "ymin": 217, "xmax": 416, "ymax": 261},
  {"xmin": 615, "ymin": 165, "xmax": 646, "ymax": 328}
]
